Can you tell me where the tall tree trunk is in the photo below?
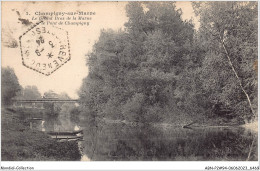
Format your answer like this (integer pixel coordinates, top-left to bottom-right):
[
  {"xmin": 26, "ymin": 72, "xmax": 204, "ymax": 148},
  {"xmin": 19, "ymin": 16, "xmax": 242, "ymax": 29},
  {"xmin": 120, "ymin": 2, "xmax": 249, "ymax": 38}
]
[{"xmin": 218, "ymin": 34, "xmax": 256, "ymax": 118}]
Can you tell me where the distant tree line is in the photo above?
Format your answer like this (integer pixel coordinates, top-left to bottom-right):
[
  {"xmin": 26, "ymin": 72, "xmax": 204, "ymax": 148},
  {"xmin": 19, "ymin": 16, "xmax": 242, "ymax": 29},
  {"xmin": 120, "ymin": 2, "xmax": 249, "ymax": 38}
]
[{"xmin": 78, "ymin": 1, "xmax": 257, "ymax": 126}]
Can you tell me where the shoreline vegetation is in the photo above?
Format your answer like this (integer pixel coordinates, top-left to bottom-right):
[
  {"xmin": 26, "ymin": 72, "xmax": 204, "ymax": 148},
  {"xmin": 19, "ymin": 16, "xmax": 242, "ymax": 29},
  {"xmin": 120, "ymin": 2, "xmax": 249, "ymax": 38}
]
[
  {"xmin": 1, "ymin": 108, "xmax": 81, "ymax": 161},
  {"xmin": 96, "ymin": 117, "xmax": 258, "ymax": 132}
]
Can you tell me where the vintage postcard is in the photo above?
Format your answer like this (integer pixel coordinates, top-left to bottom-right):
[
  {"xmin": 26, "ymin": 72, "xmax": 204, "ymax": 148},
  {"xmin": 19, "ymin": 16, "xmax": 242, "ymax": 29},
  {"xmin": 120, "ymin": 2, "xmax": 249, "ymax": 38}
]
[{"xmin": 1, "ymin": 1, "xmax": 258, "ymax": 170}]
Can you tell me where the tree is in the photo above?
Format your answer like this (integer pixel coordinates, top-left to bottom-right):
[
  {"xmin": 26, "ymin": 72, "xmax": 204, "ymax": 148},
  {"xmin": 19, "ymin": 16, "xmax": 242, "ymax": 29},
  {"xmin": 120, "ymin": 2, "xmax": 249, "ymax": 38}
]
[
  {"xmin": 79, "ymin": 2, "xmax": 197, "ymax": 125},
  {"xmin": 193, "ymin": 2, "xmax": 258, "ymax": 121},
  {"xmin": 43, "ymin": 90, "xmax": 58, "ymax": 99},
  {"xmin": 22, "ymin": 85, "xmax": 41, "ymax": 99},
  {"xmin": 1, "ymin": 67, "xmax": 21, "ymax": 106}
]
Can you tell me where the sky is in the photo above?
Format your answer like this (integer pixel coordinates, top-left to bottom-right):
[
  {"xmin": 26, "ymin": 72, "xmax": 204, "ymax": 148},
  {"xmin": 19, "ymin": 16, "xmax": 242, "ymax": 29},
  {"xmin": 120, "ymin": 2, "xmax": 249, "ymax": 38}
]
[{"xmin": 2, "ymin": 1, "xmax": 199, "ymax": 99}]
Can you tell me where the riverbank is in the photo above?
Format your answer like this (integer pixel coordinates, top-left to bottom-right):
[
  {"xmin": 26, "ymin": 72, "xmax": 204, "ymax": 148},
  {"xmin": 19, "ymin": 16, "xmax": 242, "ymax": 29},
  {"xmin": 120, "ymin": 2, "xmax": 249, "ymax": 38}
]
[
  {"xmin": 101, "ymin": 114, "xmax": 248, "ymax": 129},
  {"xmin": 1, "ymin": 108, "xmax": 81, "ymax": 161}
]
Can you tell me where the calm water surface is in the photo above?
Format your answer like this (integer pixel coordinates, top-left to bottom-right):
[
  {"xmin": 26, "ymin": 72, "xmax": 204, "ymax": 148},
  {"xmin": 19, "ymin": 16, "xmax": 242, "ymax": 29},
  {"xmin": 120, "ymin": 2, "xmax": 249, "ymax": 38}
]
[
  {"xmin": 81, "ymin": 124, "xmax": 258, "ymax": 161},
  {"xmin": 38, "ymin": 112, "xmax": 257, "ymax": 161}
]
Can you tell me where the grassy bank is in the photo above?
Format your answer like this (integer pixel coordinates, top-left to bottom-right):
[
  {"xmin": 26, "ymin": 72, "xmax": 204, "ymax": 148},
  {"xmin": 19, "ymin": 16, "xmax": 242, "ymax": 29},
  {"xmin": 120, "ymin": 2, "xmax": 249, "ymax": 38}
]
[{"xmin": 1, "ymin": 108, "xmax": 81, "ymax": 161}]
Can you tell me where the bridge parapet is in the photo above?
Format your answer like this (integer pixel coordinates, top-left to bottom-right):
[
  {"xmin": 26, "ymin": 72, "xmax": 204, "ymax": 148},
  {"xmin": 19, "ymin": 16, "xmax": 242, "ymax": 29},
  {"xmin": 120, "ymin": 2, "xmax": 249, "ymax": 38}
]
[
  {"xmin": 13, "ymin": 99, "xmax": 79, "ymax": 103},
  {"xmin": 12, "ymin": 98, "xmax": 79, "ymax": 109}
]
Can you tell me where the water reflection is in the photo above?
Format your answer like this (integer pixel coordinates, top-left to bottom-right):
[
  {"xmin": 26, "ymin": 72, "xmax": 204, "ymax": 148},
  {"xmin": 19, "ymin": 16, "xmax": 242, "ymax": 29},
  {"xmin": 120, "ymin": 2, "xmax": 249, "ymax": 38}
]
[
  {"xmin": 41, "ymin": 114, "xmax": 79, "ymax": 132},
  {"xmin": 41, "ymin": 121, "xmax": 45, "ymax": 132},
  {"xmin": 82, "ymin": 123, "xmax": 258, "ymax": 161},
  {"xmin": 38, "ymin": 103, "xmax": 79, "ymax": 132},
  {"xmin": 30, "ymin": 106, "xmax": 257, "ymax": 161}
]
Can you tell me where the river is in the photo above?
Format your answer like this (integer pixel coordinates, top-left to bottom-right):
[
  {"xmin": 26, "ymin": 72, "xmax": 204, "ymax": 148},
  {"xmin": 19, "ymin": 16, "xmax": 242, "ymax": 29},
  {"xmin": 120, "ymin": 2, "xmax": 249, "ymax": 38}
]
[
  {"xmin": 36, "ymin": 111, "xmax": 257, "ymax": 161},
  {"xmin": 81, "ymin": 123, "xmax": 257, "ymax": 161}
]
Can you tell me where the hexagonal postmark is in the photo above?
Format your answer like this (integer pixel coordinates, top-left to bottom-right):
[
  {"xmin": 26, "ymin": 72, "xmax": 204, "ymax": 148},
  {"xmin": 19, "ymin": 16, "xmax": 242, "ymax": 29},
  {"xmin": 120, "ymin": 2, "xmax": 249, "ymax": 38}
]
[{"xmin": 19, "ymin": 21, "xmax": 71, "ymax": 76}]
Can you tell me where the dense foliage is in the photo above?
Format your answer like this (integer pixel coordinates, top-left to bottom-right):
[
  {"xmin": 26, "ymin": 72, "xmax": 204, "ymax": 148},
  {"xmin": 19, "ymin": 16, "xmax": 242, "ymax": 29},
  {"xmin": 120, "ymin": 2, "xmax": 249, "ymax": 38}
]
[
  {"xmin": 79, "ymin": 2, "xmax": 198, "ymax": 125},
  {"xmin": 1, "ymin": 109, "xmax": 81, "ymax": 161},
  {"xmin": 79, "ymin": 2, "xmax": 257, "ymax": 126},
  {"xmin": 1, "ymin": 67, "xmax": 21, "ymax": 106},
  {"xmin": 193, "ymin": 1, "xmax": 258, "ymax": 123}
]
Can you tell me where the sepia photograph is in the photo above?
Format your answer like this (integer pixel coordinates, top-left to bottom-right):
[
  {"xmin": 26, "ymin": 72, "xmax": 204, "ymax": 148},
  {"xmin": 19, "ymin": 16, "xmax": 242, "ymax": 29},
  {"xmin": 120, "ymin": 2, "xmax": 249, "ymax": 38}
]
[{"xmin": 1, "ymin": 0, "xmax": 258, "ymax": 169}]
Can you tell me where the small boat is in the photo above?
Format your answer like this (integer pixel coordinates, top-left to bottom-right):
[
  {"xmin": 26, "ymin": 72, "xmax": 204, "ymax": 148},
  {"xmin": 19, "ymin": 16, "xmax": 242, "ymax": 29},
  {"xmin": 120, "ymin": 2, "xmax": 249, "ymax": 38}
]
[
  {"xmin": 50, "ymin": 135, "xmax": 84, "ymax": 140},
  {"xmin": 58, "ymin": 138, "xmax": 84, "ymax": 142},
  {"xmin": 46, "ymin": 129, "xmax": 83, "ymax": 136}
]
